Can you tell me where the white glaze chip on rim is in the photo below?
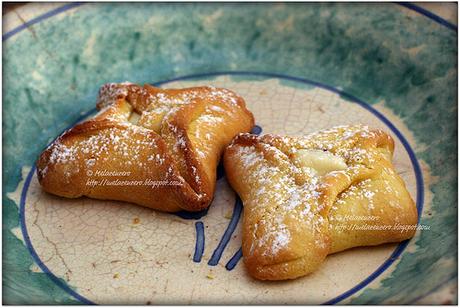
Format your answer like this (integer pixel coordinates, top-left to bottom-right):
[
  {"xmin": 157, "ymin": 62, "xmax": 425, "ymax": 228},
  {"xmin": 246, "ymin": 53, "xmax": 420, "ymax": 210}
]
[{"xmin": 12, "ymin": 76, "xmax": 419, "ymax": 304}]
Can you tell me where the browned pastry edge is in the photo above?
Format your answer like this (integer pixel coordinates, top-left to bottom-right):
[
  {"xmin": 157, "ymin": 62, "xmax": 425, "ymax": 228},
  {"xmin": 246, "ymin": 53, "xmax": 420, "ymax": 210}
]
[
  {"xmin": 37, "ymin": 82, "xmax": 254, "ymax": 212},
  {"xmin": 224, "ymin": 125, "xmax": 417, "ymax": 280}
]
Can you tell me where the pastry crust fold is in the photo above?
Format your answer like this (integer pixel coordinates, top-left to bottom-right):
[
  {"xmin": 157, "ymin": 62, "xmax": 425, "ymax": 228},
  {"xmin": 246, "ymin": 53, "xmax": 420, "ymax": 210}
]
[
  {"xmin": 224, "ymin": 125, "xmax": 418, "ymax": 280},
  {"xmin": 37, "ymin": 83, "xmax": 254, "ymax": 212}
]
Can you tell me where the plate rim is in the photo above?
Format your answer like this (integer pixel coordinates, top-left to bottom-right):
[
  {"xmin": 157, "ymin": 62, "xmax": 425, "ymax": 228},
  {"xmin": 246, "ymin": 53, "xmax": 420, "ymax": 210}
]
[
  {"xmin": 19, "ymin": 71, "xmax": 425, "ymax": 304},
  {"xmin": 2, "ymin": 2, "xmax": 456, "ymax": 42}
]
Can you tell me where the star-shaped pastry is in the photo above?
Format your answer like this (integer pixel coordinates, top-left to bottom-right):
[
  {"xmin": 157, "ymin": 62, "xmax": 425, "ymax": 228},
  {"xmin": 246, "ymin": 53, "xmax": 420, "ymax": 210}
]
[
  {"xmin": 224, "ymin": 125, "xmax": 418, "ymax": 280},
  {"xmin": 37, "ymin": 82, "xmax": 254, "ymax": 212}
]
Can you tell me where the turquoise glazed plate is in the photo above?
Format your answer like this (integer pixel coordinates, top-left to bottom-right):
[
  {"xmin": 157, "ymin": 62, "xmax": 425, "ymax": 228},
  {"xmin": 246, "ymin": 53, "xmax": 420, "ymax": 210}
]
[{"xmin": 3, "ymin": 3, "xmax": 457, "ymax": 304}]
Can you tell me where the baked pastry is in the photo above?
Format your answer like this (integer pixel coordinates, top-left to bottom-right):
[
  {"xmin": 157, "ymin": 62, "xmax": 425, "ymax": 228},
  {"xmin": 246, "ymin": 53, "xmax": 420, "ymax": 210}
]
[
  {"xmin": 224, "ymin": 125, "xmax": 418, "ymax": 280},
  {"xmin": 37, "ymin": 82, "xmax": 254, "ymax": 212}
]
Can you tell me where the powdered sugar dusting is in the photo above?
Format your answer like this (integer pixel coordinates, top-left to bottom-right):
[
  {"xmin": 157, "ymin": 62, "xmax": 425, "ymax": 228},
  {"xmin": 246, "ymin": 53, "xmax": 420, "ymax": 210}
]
[
  {"xmin": 39, "ymin": 82, "xmax": 248, "ymax": 197},
  {"xmin": 96, "ymin": 83, "xmax": 129, "ymax": 109},
  {"xmin": 232, "ymin": 125, "xmax": 396, "ymax": 256},
  {"xmin": 41, "ymin": 125, "xmax": 163, "ymax": 179},
  {"xmin": 270, "ymin": 225, "xmax": 291, "ymax": 255}
]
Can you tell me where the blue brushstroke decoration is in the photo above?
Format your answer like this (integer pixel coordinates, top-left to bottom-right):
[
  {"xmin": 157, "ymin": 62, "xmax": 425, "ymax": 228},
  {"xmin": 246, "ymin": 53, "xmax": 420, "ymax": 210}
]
[
  {"xmin": 193, "ymin": 221, "xmax": 205, "ymax": 262},
  {"xmin": 174, "ymin": 208, "xmax": 209, "ymax": 220},
  {"xmin": 216, "ymin": 160, "xmax": 225, "ymax": 181},
  {"xmin": 251, "ymin": 125, "xmax": 262, "ymax": 135},
  {"xmin": 207, "ymin": 196, "xmax": 243, "ymax": 266},
  {"xmin": 225, "ymin": 247, "xmax": 243, "ymax": 271}
]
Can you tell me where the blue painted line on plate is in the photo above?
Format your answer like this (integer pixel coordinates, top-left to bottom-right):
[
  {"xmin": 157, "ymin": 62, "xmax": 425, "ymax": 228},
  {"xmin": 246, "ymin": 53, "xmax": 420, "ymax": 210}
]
[
  {"xmin": 407, "ymin": 273, "xmax": 458, "ymax": 304},
  {"xmin": 397, "ymin": 2, "xmax": 457, "ymax": 32},
  {"xmin": 2, "ymin": 2, "xmax": 84, "ymax": 41},
  {"xmin": 20, "ymin": 166, "xmax": 95, "ymax": 305},
  {"xmin": 19, "ymin": 108, "xmax": 97, "ymax": 304},
  {"xmin": 251, "ymin": 124, "xmax": 263, "ymax": 135},
  {"xmin": 193, "ymin": 221, "xmax": 205, "ymax": 263},
  {"xmin": 208, "ymin": 196, "xmax": 243, "ymax": 266},
  {"xmin": 225, "ymin": 247, "xmax": 243, "ymax": 271},
  {"xmin": 324, "ymin": 241, "xmax": 411, "ymax": 305},
  {"xmin": 2, "ymin": 2, "xmax": 455, "ymax": 43},
  {"xmin": 216, "ymin": 160, "xmax": 226, "ymax": 181},
  {"xmin": 174, "ymin": 208, "xmax": 209, "ymax": 220},
  {"xmin": 20, "ymin": 71, "xmax": 425, "ymax": 304}
]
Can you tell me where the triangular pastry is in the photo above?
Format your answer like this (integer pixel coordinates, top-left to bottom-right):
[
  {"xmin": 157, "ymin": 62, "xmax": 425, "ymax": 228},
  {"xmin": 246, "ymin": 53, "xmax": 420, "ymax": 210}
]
[
  {"xmin": 223, "ymin": 125, "xmax": 418, "ymax": 280},
  {"xmin": 37, "ymin": 82, "xmax": 254, "ymax": 212}
]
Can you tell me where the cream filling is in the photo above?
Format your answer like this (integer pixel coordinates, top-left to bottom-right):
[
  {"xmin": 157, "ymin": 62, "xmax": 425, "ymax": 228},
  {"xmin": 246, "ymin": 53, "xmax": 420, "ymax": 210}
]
[
  {"xmin": 293, "ymin": 149, "xmax": 347, "ymax": 176},
  {"xmin": 128, "ymin": 111, "xmax": 142, "ymax": 125}
]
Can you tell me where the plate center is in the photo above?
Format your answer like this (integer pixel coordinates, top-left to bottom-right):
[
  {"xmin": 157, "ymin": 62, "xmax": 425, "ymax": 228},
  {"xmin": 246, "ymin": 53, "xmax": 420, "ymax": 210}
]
[{"xmin": 21, "ymin": 74, "xmax": 419, "ymax": 304}]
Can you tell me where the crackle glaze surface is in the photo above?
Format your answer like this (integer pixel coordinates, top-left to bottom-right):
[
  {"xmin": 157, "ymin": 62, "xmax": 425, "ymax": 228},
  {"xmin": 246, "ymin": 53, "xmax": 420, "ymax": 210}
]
[{"xmin": 3, "ymin": 3, "xmax": 457, "ymax": 304}]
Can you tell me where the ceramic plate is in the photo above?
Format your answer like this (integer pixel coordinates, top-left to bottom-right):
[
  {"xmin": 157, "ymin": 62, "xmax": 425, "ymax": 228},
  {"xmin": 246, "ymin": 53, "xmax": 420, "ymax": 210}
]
[{"xmin": 3, "ymin": 3, "xmax": 457, "ymax": 304}]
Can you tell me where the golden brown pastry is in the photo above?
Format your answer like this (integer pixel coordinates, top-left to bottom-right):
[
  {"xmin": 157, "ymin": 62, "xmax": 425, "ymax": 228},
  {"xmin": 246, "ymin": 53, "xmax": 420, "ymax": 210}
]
[
  {"xmin": 37, "ymin": 82, "xmax": 254, "ymax": 212},
  {"xmin": 224, "ymin": 125, "xmax": 418, "ymax": 280}
]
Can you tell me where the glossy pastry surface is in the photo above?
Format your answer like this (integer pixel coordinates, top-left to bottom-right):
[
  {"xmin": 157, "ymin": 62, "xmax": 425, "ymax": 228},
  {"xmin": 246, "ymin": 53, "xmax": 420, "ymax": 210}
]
[{"xmin": 37, "ymin": 82, "xmax": 254, "ymax": 212}]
